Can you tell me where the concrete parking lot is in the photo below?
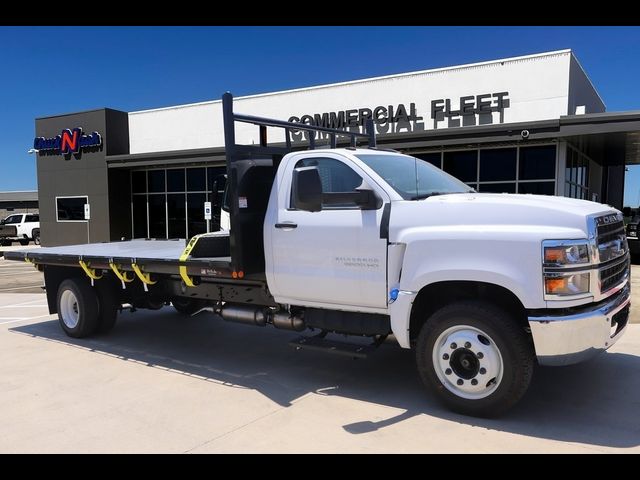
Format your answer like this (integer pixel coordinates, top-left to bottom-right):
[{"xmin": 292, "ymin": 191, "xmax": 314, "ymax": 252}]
[{"xmin": 0, "ymin": 256, "xmax": 639, "ymax": 453}]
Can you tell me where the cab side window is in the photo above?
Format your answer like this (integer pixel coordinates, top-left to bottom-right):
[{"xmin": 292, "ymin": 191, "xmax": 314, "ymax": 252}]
[
  {"xmin": 25, "ymin": 215, "xmax": 39, "ymax": 222},
  {"xmin": 291, "ymin": 157, "xmax": 362, "ymax": 209}
]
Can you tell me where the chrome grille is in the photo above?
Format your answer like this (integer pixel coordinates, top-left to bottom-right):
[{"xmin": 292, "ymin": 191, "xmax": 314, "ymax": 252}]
[
  {"xmin": 599, "ymin": 256, "xmax": 629, "ymax": 293},
  {"xmin": 595, "ymin": 213, "xmax": 629, "ymax": 294}
]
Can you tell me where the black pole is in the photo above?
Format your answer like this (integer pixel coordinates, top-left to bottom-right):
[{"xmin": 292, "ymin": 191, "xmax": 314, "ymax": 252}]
[
  {"xmin": 222, "ymin": 92, "xmax": 236, "ymax": 161},
  {"xmin": 366, "ymin": 119, "xmax": 376, "ymax": 148}
]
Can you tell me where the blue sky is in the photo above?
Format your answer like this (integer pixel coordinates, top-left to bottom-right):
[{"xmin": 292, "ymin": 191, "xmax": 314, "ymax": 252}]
[{"xmin": 1, "ymin": 26, "xmax": 640, "ymax": 204}]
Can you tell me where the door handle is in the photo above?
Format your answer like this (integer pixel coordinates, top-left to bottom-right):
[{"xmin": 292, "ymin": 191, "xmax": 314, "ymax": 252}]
[{"xmin": 275, "ymin": 222, "xmax": 297, "ymax": 229}]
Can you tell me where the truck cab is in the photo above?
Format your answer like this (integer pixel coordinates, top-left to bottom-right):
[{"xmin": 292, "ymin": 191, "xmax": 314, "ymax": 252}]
[{"xmin": 262, "ymin": 146, "xmax": 629, "ymax": 416}]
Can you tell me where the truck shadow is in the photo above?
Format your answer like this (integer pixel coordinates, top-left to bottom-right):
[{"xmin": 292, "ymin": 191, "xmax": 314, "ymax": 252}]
[{"xmin": 11, "ymin": 307, "xmax": 640, "ymax": 449}]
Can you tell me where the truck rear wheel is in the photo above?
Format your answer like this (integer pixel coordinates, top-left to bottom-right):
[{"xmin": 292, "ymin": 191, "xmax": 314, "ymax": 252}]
[
  {"xmin": 172, "ymin": 297, "xmax": 206, "ymax": 315},
  {"xmin": 415, "ymin": 301, "xmax": 534, "ymax": 417},
  {"xmin": 57, "ymin": 279, "xmax": 99, "ymax": 338}
]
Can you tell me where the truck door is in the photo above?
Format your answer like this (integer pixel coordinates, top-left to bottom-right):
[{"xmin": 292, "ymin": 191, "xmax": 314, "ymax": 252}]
[{"xmin": 270, "ymin": 155, "xmax": 389, "ymax": 309}]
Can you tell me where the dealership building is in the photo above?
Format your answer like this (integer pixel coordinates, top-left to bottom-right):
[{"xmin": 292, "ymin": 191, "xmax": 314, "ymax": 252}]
[{"xmin": 33, "ymin": 49, "xmax": 640, "ymax": 246}]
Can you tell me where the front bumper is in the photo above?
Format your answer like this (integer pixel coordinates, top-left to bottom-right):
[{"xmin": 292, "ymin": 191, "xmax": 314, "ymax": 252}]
[{"xmin": 528, "ymin": 284, "xmax": 630, "ymax": 366}]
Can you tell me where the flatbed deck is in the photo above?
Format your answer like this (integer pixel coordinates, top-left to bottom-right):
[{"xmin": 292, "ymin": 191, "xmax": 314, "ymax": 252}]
[{"xmin": 4, "ymin": 239, "xmax": 236, "ymax": 280}]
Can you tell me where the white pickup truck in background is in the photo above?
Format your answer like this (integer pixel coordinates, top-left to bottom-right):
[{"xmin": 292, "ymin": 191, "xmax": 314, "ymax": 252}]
[{"xmin": 0, "ymin": 213, "xmax": 40, "ymax": 246}]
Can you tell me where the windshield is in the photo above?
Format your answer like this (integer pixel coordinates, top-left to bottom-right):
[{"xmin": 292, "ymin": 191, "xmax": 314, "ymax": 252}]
[{"xmin": 355, "ymin": 153, "xmax": 472, "ymax": 200}]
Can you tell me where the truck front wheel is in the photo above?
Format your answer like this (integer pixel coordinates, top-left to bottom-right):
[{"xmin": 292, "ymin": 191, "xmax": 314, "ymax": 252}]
[
  {"xmin": 416, "ymin": 301, "xmax": 534, "ymax": 417},
  {"xmin": 57, "ymin": 279, "xmax": 99, "ymax": 338}
]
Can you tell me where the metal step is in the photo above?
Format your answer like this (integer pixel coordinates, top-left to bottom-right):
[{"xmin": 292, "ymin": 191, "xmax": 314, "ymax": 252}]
[{"xmin": 289, "ymin": 335, "xmax": 376, "ymax": 359}]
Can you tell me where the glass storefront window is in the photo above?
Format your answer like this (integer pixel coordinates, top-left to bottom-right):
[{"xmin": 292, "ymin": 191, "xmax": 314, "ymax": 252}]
[
  {"xmin": 148, "ymin": 170, "xmax": 165, "ymax": 193},
  {"xmin": 56, "ymin": 196, "xmax": 88, "ymax": 222},
  {"xmin": 519, "ymin": 145, "xmax": 556, "ymax": 180},
  {"xmin": 564, "ymin": 145, "xmax": 591, "ymax": 200},
  {"xmin": 187, "ymin": 168, "xmax": 206, "ymax": 191},
  {"xmin": 187, "ymin": 193, "xmax": 207, "ymax": 239},
  {"xmin": 131, "ymin": 171, "xmax": 146, "ymax": 193},
  {"xmin": 148, "ymin": 194, "xmax": 166, "ymax": 238},
  {"xmin": 132, "ymin": 196, "xmax": 147, "ymax": 238},
  {"xmin": 167, "ymin": 169, "xmax": 185, "ymax": 192},
  {"xmin": 415, "ymin": 152, "xmax": 442, "ymax": 169},
  {"xmin": 478, "ymin": 183, "xmax": 516, "ymax": 193},
  {"xmin": 443, "ymin": 151, "xmax": 477, "ymax": 182},
  {"xmin": 167, "ymin": 193, "xmax": 186, "ymax": 239},
  {"xmin": 480, "ymin": 148, "xmax": 516, "ymax": 182}
]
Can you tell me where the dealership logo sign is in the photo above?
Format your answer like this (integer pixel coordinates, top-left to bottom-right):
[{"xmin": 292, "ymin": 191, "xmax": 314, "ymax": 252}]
[{"xmin": 33, "ymin": 128, "xmax": 102, "ymax": 154}]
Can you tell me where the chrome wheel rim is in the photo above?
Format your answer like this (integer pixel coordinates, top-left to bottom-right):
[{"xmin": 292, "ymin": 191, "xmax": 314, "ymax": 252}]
[
  {"xmin": 60, "ymin": 289, "xmax": 80, "ymax": 329},
  {"xmin": 432, "ymin": 325, "xmax": 503, "ymax": 400}
]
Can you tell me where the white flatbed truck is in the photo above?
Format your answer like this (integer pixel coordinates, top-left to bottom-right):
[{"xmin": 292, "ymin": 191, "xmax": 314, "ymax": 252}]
[{"xmin": 5, "ymin": 93, "xmax": 631, "ymax": 416}]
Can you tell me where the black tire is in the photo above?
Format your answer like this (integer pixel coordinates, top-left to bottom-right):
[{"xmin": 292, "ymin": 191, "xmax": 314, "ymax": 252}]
[
  {"xmin": 144, "ymin": 297, "xmax": 165, "ymax": 310},
  {"xmin": 415, "ymin": 301, "xmax": 534, "ymax": 417},
  {"xmin": 95, "ymin": 283, "xmax": 120, "ymax": 334},
  {"xmin": 32, "ymin": 229, "xmax": 40, "ymax": 245},
  {"xmin": 172, "ymin": 297, "xmax": 207, "ymax": 315},
  {"xmin": 56, "ymin": 278, "xmax": 100, "ymax": 338},
  {"xmin": 19, "ymin": 239, "xmax": 29, "ymax": 246},
  {"xmin": 0, "ymin": 239, "xmax": 10, "ymax": 247}
]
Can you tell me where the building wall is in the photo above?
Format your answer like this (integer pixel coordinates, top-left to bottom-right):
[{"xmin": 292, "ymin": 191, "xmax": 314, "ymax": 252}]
[
  {"xmin": 129, "ymin": 50, "xmax": 583, "ymax": 154},
  {"xmin": 568, "ymin": 55, "xmax": 606, "ymax": 115},
  {"xmin": 35, "ymin": 109, "xmax": 128, "ymax": 246}
]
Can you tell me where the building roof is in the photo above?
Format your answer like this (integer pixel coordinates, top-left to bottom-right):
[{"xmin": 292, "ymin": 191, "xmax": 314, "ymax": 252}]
[{"xmin": 0, "ymin": 191, "xmax": 38, "ymax": 202}]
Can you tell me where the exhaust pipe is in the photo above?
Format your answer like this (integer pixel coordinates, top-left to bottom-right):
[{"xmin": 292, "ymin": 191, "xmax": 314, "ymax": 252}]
[
  {"xmin": 219, "ymin": 304, "xmax": 306, "ymax": 331},
  {"xmin": 272, "ymin": 311, "xmax": 305, "ymax": 331},
  {"xmin": 220, "ymin": 304, "xmax": 268, "ymax": 327}
]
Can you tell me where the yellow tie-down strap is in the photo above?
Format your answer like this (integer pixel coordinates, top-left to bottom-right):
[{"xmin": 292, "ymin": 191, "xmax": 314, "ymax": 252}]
[
  {"xmin": 109, "ymin": 261, "xmax": 134, "ymax": 283},
  {"xmin": 79, "ymin": 260, "xmax": 103, "ymax": 280},
  {"xmin": 179, "ymin": 234, "xmax": 207, "ymax": 287},
  {"xmin": 24, "ymin": 256, "xmax": 41, "ymax": 271},
  {"xmin": 131, "ymin": 262, "xmax": 156, "ymax": 285}
]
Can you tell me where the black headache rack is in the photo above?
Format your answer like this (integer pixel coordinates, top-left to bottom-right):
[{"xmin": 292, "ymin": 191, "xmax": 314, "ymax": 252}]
[{"xmin": 221, "ymin": 91, "xmax": 377, "ymax": 278}]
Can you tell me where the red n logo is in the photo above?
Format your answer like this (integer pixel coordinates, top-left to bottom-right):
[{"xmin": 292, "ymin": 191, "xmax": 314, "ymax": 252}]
[{"xmin": 60, "ymin": 128, "xmax": 81, "ymax": 154}]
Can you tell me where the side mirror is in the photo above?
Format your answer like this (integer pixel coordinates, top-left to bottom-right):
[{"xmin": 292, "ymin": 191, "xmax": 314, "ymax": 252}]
[
  {"xmin": 293, "ymin": 167, "xmax": 322, "ymax": 212},
  {"xmin": 322, "ymin": 180, "xmax": 382, "ymax": 210},
  {"xmin": 354, "ymin": 181, "xmax": 383, "ymax": 210},
  {"xmin": 0, "ymin": 219, "xmax": 4, "ymax": 225}
]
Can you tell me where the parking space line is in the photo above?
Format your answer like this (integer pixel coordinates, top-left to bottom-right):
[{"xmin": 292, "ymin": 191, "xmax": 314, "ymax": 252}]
[
  {"xmin": 0, "ymin": 314, "xmax": 51, "ymax": 325},
  {"xmin": 0, "ymin": 285, "xmax": 44, "ymax": 292},
  {"xmin": 0, "ymin": 298, "xmax": 47, "ymax": 307},
  {"xmin": 0, "ymin": 305, "xmax": 48, "ymax": 309}
]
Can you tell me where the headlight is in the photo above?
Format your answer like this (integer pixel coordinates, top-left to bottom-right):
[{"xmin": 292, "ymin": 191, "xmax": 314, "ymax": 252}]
[
  {"xmin": 543, "ymin": 243, "xmax": 589, "ymax": 265},
  {"xmin": 544, "ymin": 272, "xmax": 590, "ymax": 295}
]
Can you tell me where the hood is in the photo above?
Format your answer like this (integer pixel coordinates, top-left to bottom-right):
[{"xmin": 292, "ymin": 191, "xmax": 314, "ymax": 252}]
[{"xmin": 389, "ymin": 193, "xmax": 616, "ymax": 239}]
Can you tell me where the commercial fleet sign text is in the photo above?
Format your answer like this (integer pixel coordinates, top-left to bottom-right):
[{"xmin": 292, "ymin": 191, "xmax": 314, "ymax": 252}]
[{"xmin": 287, "ymin": 91, "xmax": 510, "ymax": 139}]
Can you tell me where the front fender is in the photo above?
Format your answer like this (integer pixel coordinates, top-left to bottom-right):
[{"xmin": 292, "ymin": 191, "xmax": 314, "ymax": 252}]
[{"xmin": 388, "ymin": 233, "xmax": 552, "ymax": 349}]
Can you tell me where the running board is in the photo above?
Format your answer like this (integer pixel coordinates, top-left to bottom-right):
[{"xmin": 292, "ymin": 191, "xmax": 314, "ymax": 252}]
[{"xmin": 289, "ymin": 335, "xmax": 383, "ymax": 359}]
